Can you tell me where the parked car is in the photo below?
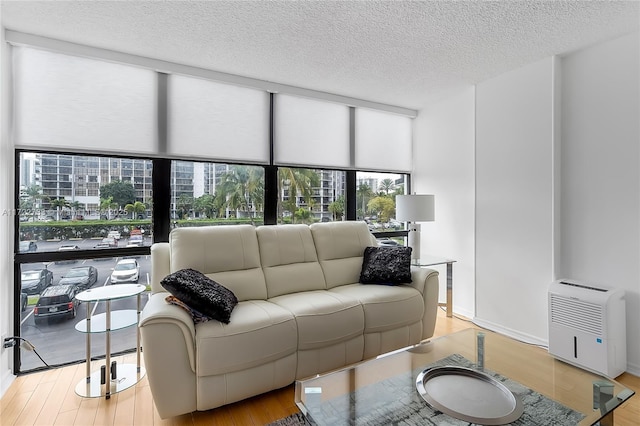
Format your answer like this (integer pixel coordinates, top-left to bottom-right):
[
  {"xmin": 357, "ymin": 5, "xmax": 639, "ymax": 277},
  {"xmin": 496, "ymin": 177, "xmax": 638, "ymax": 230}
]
[
  {"xmin": 20, "ymin": 292, "xmax": 27, "ymax": 312},
  {"xmin": 58, "ymin": 266, "xmax": 98, "ymax": 291},
  {"xmin": 110, "ymin": 258, "xmax": 140, "ymax": 283},
  {"xmin": 101, "ymin": 237, "xmax": 118, "ymax": 248},
  {"xmin": 55, "ymin": 244, "xmax": 80, "ymax": 264},
  {"xmin": 377, "ymin": 238, "xmax": 400, "ymax": 247},
  {"xmin": 21, "ymin": 268, "xmax": 53, "ymax": 295},
  {"xmin": 128, "ymin": 235, "xmax": 144, "ymax": 247},
  {"xmin": 107, "ymin": 230, "xmax": 121, "ymax": 240},
  {"xmin": 19, "ymin": 241, "xmax": 38, "ymax": 253},
  {"xmin": 34, "ymin": 285, "xmax": 80, "ymax": 324}
]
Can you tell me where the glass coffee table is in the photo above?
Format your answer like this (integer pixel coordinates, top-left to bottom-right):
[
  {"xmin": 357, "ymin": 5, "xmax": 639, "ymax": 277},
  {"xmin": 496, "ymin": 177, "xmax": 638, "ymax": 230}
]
[{"xmin": 295, "ymin": 328, "xmax": 634, "ymax": 425}]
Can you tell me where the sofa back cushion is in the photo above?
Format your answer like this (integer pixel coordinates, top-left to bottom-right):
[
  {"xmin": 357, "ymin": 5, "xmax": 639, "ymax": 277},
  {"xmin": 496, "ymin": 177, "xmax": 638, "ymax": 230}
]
[
  {"xmin": 310, "ymin": 221, "xmax": 377, "ymax": 289},
  {"xmin": 257, "ymin": 224, "xmax": 327, "ymax": 298},
  {"xmin": 169, "ymin": 225, "xmax": 267, "ymax": 301}
]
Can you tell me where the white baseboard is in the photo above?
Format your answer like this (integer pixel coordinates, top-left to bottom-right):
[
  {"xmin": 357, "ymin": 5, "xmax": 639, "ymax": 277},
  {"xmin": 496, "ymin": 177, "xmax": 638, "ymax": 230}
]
[
  {"xmin": 625, "ymin": 361, "xmax": 640, "ymax": 377},
  {"xmin": 1, "ymin": 369, "xmax": 16, "ymax": 399},
  {"xmin": 471, "ymin": 317, "xmax": 548, "ymax": 348}
]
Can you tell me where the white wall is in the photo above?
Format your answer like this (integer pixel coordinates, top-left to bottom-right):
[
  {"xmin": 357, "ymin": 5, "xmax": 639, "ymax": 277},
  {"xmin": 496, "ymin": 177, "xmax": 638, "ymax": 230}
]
[
  {"xmin": 418, "ymin": 32, "xmax": 640, "ymax": 374},
  {"xmin": 474, "ymin": 57, "xmax": 556, "ymax": 344},
  {"xmin": 559, "ymin": 33, "xmax": 640, "ymax": 374},
  {"xmin": 413, "ymin": 87, "xmax": 476, "ymax": 319}
]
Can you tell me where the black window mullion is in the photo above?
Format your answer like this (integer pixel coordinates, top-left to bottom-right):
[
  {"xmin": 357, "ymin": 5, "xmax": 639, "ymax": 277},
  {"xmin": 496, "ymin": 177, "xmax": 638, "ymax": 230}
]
[
  {"xmin": 264, "ymin": 93, "xmax": 277, "ymax": 224},
  {"xmin": 346, "ymin": 170, "xmax": 357, "ymax": 221}
]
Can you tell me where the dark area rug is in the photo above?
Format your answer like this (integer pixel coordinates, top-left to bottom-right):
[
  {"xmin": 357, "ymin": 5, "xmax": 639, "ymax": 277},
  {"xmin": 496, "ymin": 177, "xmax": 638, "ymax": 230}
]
[
  {"xmin": 279, "ymin": 354, "xmax": 585, "ymax": 426},
  {"xmin": 267, "ymin": 412, "xmax": 314, "ymax": 426}
]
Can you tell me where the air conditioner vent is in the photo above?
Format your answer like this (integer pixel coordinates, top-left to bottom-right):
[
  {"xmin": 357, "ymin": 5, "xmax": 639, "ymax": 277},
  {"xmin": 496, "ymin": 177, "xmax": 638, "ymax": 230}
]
[
  {"xmin": 550, "ymin": 294, "xmax": 603, "ymax": 335},
  {"xmin": 558, "ymin": 280, "xmax": 607, "ymax": 292}
]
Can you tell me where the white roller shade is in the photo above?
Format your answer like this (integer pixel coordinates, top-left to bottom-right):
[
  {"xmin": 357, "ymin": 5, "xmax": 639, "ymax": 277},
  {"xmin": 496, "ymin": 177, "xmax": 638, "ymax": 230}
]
[
  {"xmin": 13, "ymin": 46, "xmax": 157, "ymax": 154},
  {"xmin": 355, "ymin": 108, "xmax": 413, "ymax": 172},
  {"xmin": 274, "ymin": 94, "xmax": 350, "ymax": 168},
  {"xmin": 168, "ymin": 75, "xmax": 270, "ymax": 163}
]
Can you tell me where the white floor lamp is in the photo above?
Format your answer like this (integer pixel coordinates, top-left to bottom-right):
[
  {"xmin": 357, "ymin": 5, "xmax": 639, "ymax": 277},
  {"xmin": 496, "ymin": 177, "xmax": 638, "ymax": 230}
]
[{"xmin": 395, "ymin": 194, "xmax": 435, "ymax": 262}]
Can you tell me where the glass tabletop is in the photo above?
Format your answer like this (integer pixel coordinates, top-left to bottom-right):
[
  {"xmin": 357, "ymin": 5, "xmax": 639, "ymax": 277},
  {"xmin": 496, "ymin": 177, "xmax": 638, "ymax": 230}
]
[
  {"xmin": 411, "ymin": 255, "xmax": 456, "ymax": 267},
  {"xmin": 295, "ymin": 328, "xmax": 634, "ymax": 426},
  {"xmin": 76, "ymin": 283, "xmax": 145, "ymax": 302}
]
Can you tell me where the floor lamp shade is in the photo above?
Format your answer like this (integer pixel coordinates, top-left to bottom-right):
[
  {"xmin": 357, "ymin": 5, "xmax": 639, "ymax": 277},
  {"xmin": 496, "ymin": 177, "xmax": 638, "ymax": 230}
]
[{"xmin": 395, "ymin": 195, "xmax": 435, "ymax": 260}]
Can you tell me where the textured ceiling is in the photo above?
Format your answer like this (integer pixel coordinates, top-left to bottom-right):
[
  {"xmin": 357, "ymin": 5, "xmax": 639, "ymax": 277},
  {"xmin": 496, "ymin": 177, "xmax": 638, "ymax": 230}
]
[{"xmin": 1, "ymin": 1, "xmax": 639, "ymax": 110}]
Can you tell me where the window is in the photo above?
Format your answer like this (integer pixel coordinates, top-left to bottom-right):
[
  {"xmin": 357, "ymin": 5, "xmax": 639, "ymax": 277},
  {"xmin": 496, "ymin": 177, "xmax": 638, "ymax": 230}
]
[
  {"xmin": 19, "ymin": 258, "xmax": 148, "ymax": 371},
  {"xmin": 278, "ymin": 167, "xmax": 346, "ymax": 224},
  {"xmin": 171, "ymin": 161, "xmax": 265, "ymax": 226},
  {"xmin": 18, "ymin": 152, "xmax": 153, "ymax": 253},
  {"xmin": 356, "ymin": 171, "xmax": 407, "ymax": 245}
]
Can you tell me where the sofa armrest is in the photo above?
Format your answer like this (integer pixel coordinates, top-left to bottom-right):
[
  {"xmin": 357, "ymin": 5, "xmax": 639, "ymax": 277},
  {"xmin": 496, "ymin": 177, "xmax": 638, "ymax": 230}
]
[
  {"xmin": 151, "ymin": 242, "xmax": 171, "ymax": 294},
  {"xmin": 140, "ymin": 292, "xmax": 196, "ymax": 372},
  {"xmin": 139, "ymin": 292, "xmax": 198, "ymax": 418},
  {"xmin": 406, "ymin": 267, "xmax": 440, "ymax": 340}
]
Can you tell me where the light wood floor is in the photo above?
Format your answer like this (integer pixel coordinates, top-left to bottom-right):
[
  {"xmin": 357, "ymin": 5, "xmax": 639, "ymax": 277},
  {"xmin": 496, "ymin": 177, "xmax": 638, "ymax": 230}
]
[{"xmin": 1, "ymin": 309, "xmax": 638, "ymax": 425}]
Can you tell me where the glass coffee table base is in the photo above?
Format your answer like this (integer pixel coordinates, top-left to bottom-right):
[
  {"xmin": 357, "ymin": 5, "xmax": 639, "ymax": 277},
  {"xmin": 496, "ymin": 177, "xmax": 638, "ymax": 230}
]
[{"xmin": 75, "ymin": 364, "xmax": 145, "ymax": 398}]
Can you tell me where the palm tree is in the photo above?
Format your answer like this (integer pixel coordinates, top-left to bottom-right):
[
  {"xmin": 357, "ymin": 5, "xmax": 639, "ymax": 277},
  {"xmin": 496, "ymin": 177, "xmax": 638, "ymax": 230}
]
[
  {"xmin": 100, "ymin": 196, "xmax": 118, "ymax": 220},
  {"xmin": 379, "ymin": 178, "xmax": 396, "ymax": 195},
  {"xmin": 278, "ymin": 168, "xmax": 320, "ymax": 221},
  {"xmin": 328, "ymin": 195, "xmax": 345, "ymax": 221},
  {"xmin": 49, "ymin": 198, "xmax": 69, "ymax": 221},
  {"xmin": 69, "ymin": 201, "xmax": 85, "ymax": 219},
  {"xmin": 176, "ymin": 194, "xmax": 193, "ymax": 220},
  {"xmin": 125, "ymin": 201, "xmax": 147, "ymax": 219},
  {"xmin": 193, "ymin": 194, "xmax": 217, "ymax": 219},
  {"xmin": 357, "ymin": 183, "xmax": 373, "ymax": 218},
  {"xmin": 217, "ymin": 166, "xmax": 264, "ymax": 222},
  {"xmin": 21, "ymin": 184, "xmax": 46, "ymax": 221}
]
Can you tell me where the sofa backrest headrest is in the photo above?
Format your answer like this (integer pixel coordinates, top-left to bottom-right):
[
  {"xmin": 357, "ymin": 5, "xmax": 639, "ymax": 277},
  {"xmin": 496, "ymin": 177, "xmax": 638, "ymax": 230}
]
[
  {"xmin": 169, "ymin": 225, "xmax": 267, "ymax": 301},
  {"xmin": 310, "ymin": 221, "xmax": 377, "ymax": 288},
  {"xmin": 257, "ymin": 224, "xmax": 326, "ymax": 298}
]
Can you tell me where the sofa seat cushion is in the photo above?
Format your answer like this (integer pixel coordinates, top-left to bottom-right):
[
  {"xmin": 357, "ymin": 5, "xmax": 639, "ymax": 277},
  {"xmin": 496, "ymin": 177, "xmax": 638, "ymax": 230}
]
[
  {"xmin": 269, "ymin": 290, "xmax": 364, "ymax": 351},
  {"xmin": 330, "ymin": 284, "xmax": 424, "ymax": 333},
  {"xmin": 195, "ymin": 300, "xmax": 297, "ymax": 377}
]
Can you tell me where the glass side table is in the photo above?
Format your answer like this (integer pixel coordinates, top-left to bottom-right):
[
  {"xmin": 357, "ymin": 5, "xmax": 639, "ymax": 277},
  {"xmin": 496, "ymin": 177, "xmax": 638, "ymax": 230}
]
[
  {"xmin": 74, "ymin": 284, "xmax": 146, "ymax": 399},
  {"xmin": 412, "ymin": 256, "xmax": 456, "ymax": 317}
]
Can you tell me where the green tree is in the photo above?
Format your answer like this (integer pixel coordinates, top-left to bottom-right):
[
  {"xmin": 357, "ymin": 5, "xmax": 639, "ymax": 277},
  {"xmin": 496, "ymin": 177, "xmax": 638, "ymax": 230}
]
[
  {"xmin": 176, "ymin": 194, "xmax": 193, "ymax": 220},
  {"xmin": 100, "ymin": 180, "xmax": 135, "ymax": 210},
  {"xmin": 124, "ymin": 201, "xmax": 147, "ymax": 219},
  {"xmin": 357, "ymin": 183, "xmax": 373, "ymax": 218},
  {"xmin": 21, "ymin": 184, "xmax": 47, "ymax": 221},
  {"xmin": 217, "ymin": 166, "xmax": 264, "ymax": 223},
  {"xmin": 328, "ymin": 195, "xmax": 345, "ymax": 221},
  {"xmin": 100, "ymin": 196, "xmax": 118, "ymax": 220},
  {"xmin": 193, "ymin": 194, "xmax": 217, "ymax": 219},
  {"xmin": 49, "ymin": 197, "xmax": 69, "ymax": 221},
  {"xmin": 378, "ymin": 178, "xmax": 396, "ymax": 195},
  {"xmin": 69, "ymin": 201, "xmax": 85, "ymax": 219},
  {"xmin": 368, "ymin": 196, "xmax": 395, "ymax": 223},
  {"xmin": 278, "ymin": 168, "xmax": 319, "ymax": 221},
  {"xmin": 294, "ymin": 207, "xmax": 313, "ymax": 224}
]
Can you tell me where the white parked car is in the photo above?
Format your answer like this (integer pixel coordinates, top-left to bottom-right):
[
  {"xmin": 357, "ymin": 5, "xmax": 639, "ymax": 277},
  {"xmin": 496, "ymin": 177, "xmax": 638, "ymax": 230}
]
[
  {"xmin": 110, "ymin": 258, "xmax": 140, "ymax": 284},
  {"xmin": 107, "ymin": 230, "xmax": 121, "ymax": 240}
]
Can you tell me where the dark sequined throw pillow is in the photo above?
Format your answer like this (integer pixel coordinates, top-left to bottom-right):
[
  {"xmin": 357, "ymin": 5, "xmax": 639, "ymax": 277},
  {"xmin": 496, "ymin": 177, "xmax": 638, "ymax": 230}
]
[
  {"xmin": 160, "ymin": 268, "xmax": 238, "ymax": 323},
  {"xmin": 359, "ymin": 246, "xmax": 412, "ymax": 285}
]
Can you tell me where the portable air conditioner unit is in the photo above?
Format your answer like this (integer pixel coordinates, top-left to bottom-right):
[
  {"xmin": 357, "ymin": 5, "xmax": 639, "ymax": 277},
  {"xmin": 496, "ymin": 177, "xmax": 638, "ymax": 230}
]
[{"xmin": 548, "ymin": 279, "xmax": 626, "ymax": 378}]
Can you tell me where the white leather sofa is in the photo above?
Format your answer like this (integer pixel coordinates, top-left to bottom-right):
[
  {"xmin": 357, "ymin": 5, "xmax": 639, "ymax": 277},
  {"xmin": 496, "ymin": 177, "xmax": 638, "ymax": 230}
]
[{"xmin": 139, "ymin": 221, "xmax": 439, "ymax": 419}]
